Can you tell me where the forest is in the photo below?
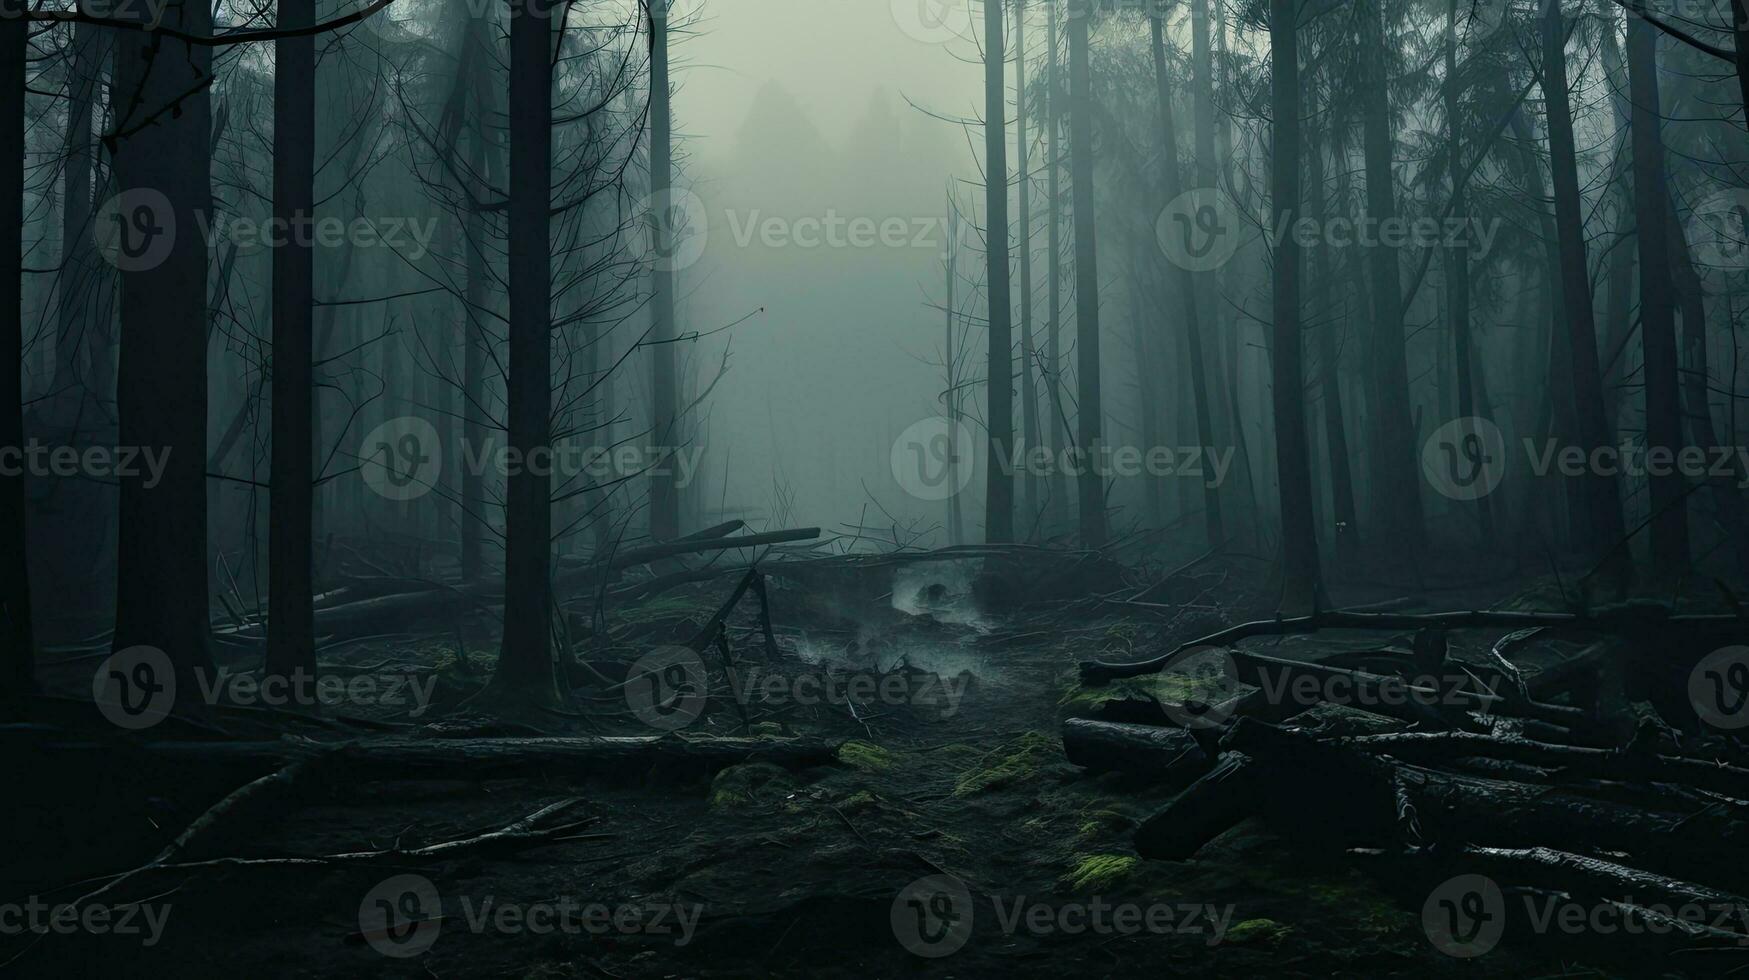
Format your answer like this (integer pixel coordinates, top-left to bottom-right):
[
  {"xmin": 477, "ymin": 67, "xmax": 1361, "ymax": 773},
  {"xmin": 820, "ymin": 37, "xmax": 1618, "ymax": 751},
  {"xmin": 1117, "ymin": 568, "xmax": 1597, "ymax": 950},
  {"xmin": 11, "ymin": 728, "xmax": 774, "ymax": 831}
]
[{"xmin": 3, "ymin": 0, "xmax": 1749, "ymax": 974}]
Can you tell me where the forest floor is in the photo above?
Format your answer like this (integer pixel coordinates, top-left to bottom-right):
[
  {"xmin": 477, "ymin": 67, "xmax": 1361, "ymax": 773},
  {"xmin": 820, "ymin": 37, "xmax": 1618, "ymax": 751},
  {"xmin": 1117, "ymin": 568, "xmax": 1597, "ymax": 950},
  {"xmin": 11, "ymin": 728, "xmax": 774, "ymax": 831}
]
[{"xmin": 9, "ymin": 547, "xmax": 1735, "ymax": 978}]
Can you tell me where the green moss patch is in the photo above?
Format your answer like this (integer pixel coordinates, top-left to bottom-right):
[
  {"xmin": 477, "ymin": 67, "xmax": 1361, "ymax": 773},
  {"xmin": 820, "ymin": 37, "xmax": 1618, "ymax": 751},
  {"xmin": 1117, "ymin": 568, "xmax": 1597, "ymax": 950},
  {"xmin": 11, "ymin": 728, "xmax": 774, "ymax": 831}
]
[
  {"xmin": 837, "ymin": 740, "xmax": 898, "ymax": 772},
  {"xmin": 1225, "ymin": 918, "xmax": 1292, "ymax": 945},
  {"xmin": 953, "ymin": 731, "xmax": 1057, "ymax": 796},
  {"xmin": 1061, "ymin": 854, "xmax": 1140, "ymax": 892}
]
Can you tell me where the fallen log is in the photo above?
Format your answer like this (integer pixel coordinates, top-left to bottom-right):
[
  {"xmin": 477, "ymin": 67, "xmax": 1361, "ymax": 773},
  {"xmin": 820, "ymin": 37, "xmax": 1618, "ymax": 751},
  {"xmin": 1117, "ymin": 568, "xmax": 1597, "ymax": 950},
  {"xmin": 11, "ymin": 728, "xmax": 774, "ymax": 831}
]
[
  {"xmin": 36, "ymin": 732, "xmax": 844, "ymax": 786},
  {"xmin": 1360, "ymin": 844, "xmax": 1749, "ymax": 954},
  {"xmin": 1079, "ymin": 605, "xmax": 1741, "ymax": 684},
  {"xmin": 563, "ymin": 527, "xmax": 823, "ymax": 573},
  {"xmin": 1061, "ymin": 718, "xmax": 1209, "ymax": 785},
  {"xmin": 1226, "ymin": 650, "xmax": 1497, "ymax": 731},
  {"xmin": 215, "ymin": 528, "xmax": 827, "ymax": 641},
  {"xmin": 1133, "ymin": 751, "xmax": 1264, "ymax": 860},
  {"xmin": 1454, "ymin": 844, "xmax": 1749, "ymax": 922},
  {"xmin": 1219, "ymin": 719, "xmax": 1749, "ymax": 887},
  {"xmin": 1342, "ymin": 730, "xmax": 1749, "ymax": 800},
  {"xmin": 55, "ymin": 796, "xmax": 602, "ymax": 915}
]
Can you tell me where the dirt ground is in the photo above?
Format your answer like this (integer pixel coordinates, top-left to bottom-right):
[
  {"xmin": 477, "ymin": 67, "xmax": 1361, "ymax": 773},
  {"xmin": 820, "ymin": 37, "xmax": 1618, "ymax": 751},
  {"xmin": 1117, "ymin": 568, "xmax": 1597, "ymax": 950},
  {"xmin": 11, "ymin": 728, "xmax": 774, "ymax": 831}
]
[{"xmin": 8, "ymin": 552, "xmax": 1726, "ymax": 978}]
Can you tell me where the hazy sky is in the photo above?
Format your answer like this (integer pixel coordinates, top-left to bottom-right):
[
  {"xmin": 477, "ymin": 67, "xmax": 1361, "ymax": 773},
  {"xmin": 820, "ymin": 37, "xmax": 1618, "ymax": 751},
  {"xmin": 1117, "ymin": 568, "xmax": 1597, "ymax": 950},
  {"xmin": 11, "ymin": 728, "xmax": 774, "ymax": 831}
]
[
  {"xmin": 676, "ymin": 0, "xmax": 988, "ymax": 148},
  {"xmin": 668, "ymin": 0, "xmax": 993, "ymax": 534}
]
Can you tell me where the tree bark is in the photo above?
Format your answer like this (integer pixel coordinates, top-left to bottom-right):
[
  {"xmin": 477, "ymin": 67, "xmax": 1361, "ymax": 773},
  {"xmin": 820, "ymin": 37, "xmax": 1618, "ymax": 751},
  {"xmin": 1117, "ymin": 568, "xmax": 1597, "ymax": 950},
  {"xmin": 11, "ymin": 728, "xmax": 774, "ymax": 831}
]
[
  {"xmin": 1543, "ymin": 1, "xmax": 1627, "ymax": 563},
  {"xmin": 1305, "ymin": 89, "xmax": 1357, "ymax": 563},
  {"xmin": 1014, "ymin": 0, "xmax": 1039, "ymax": 538},
  {"xmin": 1358, "ymin": 0, "xmax": 1424, "ymax": 556},
  {"xmin": 1061, "ymin": 718, "xmax": 1209, "ymax": 784},
  {"xmin": 1667, "ymin": 201, "xmax": 1749, "ymax": 575},
  {"xmin": 54, "ymin": 20, "xmax": 99, "ymax": 416},
  {"xmin": 1043, "ymin": 0, "xmax": 1068, "ymax": 534},
  {"xmin": 461, "ymin": 8, "xmax": 498, "ymax": 583},
  {"xmin": 266, "ymin": 0, "xmax": 317, "ymax": 680},
  {"xmin": 946, "ymin": 201, "xmax": 963, "ymax": 546},
  {"xmin": 1446, "ymin": 0, "xmax": 1490, "ymax": 540},
  {"xmin": 1268, "ymin": 0, "xmax": 1319, "ymax": 614},
  {"xmin": 0, "ymin": 0, "xmax": 33, "ymax": 705},
  {"xmin": 648, "ymin": 0, "xmax": 679, "ymax": 542},
  {"xmin": 492, "ymin": 0, "xmax": 557, "ymax": 700},
  {"xmin": 1066, "ymin": 0, "xmax": 1104, "ymax": 547},
  {"xmin": 1626, "ymin": 1, "xmax": 1691, "ymax": 574},
  {"xmin": 1150, "ymin": 14, "xmax": 1223, "ymax": 552},
  {"xmin": 983, "ymin": 0, "xmax": 1014, "ymax": 544},
  {"xmin": 110, "ymin": 0, "xmax": 215, "ymax": 707}
]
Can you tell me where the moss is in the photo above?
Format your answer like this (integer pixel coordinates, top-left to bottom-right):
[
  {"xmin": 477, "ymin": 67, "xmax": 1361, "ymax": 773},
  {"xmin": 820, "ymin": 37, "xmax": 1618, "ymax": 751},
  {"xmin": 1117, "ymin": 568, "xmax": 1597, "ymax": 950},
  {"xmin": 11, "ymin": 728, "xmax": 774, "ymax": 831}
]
[
  {"xmin": 1057, "ymin": 663, "xmax": 1228, "ymax": 719},
  {"xmin": 1075, "ymin": 808, "xmax": 1132, "ymax": 841},
  {"xmin": 838, "ymin": 789, "xmax": 879, "ymax": 813},
  {"xmin": 708, "ymin": 763, "xmax": 796, "ymax": 809},
  {"xmin": 1061, "ymin": 854, "xmax": 1140, "ymax": 892},
  {"xmin": 838, "ymin": 740, "xmax": 898, "ymax": 772},
  {"xmin": 953, "ymin": 731, "xmax": 1056, "ymax": 796},
  {"xmin": 1238, "ymin": 864, "xmax": 1411, "ymax": 936},
  {"xmin": 1225, "ymin": 918, "xmax": 1292, "ymax": 945},
  {"xmin": 616, "ymin": 595, "xmax": 711, "ymax": 624}
]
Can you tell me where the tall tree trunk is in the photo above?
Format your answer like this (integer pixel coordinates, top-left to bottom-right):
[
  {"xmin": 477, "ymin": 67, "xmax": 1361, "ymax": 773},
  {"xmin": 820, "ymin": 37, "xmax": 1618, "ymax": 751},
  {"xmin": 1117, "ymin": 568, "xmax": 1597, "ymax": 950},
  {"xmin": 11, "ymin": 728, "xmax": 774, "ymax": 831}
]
[
  {"xmin": 1150, "ymin": 13, "xmax": 1223, "ymax": 549},
  {"xmin": 110, "ymin": 0, "xmax": 215, "ymax": 709},
  {"xmin": 1359, "ymin": 0, "xmax": 1424, "ymax": 556},
  {"xmin": 1506, "ymin": 106, "xmax": 1580, "ymax": 551},
  {"xmin": 946, "ymin": 199, "xmax": 963, "ymax": 546},
  {"xmin": 648, "ymin": 0, "xmax": 679, "ymax": 542},
  {"xmin": 55, "ymin": 21, "xmax": 98, "ymax": 419},
  {"xmin": 1189, "ymin": 0, "xmax": 1234, "ymax": 519},
  {"xmin": 266, "ymin": 0, "xmax": 317, "ymax": 680},
  {"xmin": 491, "ymin": 0, "xmax": 557, "ymax": 700},
  {"xmin": 983, "ymin": 0, "xmax": 1014, "ymax": 543},
  {"xmin": 0, "ymin": 0, "xmax": 33, "ymax": 704},
  {"xmin": 1066, "ymin": 0, "xmax": 1104, "ymax": 547},
  {"xmin": 1305, "ymin": 88, "xmax": 1358, "ymax": 563},
  {"xmin": 1543, "ymin": 0, "xmax": 1627, "ymax": 561},
  {"xmin": 1043, "ymin": 0, "xmax": 1067, "ymax": 534},
  {"xmin": 461, "ymin": 9, "xmax": 497, "ymax": 583},
  {"xmin": 1014, "ymin": 0, "xmax": 1039, "ymax": 539},
  {"xmin": 1733, "ymin": 0, "xmax": 1749, "ymax": 121},
  {"xmin": 1667, "ymin": 201, "xmax": 1749, "ymax": 576},
  {"xmin": 1127, "ymin": 275, "xmax": 1161, "ymax": 523},
  {"xmin": 1626, "ymin": 0, "xmax": 1691, "ymax": 574},
  {"xmin": 1268, "ymin": 0, "xmax": 1319, "ymax": 612},
  {"xmin": 1446, "ymin": 0, "xmax": 1490, "ymax": 540}
]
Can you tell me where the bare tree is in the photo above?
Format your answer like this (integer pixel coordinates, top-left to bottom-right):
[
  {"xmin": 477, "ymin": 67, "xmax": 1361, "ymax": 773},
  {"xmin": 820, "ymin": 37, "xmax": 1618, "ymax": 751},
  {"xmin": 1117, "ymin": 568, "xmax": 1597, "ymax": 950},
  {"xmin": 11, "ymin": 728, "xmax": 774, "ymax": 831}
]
[
  {"xmin": 984, "ymin": 0, "xmax": 1014, "ymax": 543},
  {"xmin": 266, "ymin": 0, "xmax": 319, "ymax": 680},
  {"xmin": 0, "ymin": 0, "xmax": 33, "ymax": 707}
]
